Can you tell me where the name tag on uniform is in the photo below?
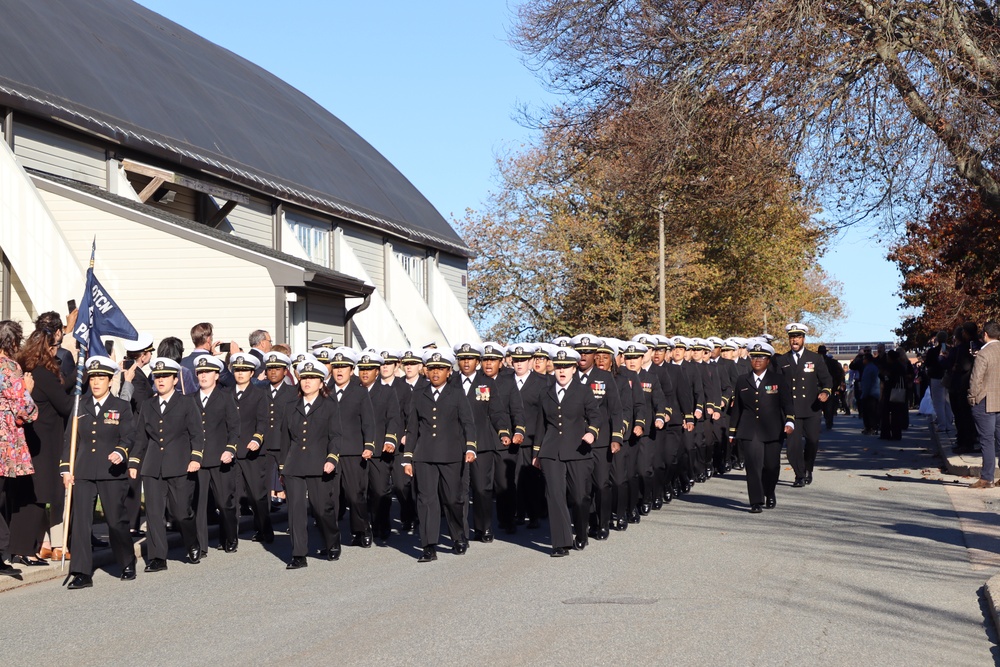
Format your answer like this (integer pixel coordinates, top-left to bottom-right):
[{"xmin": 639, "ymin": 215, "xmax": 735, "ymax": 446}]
[
  {"xmin": 103, "ymin": 410, "xmax": 120, "ymax": 425},
  {"xmin": 476, "ymin": 386, "xmax": 491, "ymax": 401},
  {"xmin": 765, "ymin": 385, "xmax": 778, "ymax": 394},
  {"xmin": 590, "ymin": 381, "xmax": 606, "ymax": 397},
  {"xmin": 804, "ymin": 362, "xmax": 815, "ymax": 373}
]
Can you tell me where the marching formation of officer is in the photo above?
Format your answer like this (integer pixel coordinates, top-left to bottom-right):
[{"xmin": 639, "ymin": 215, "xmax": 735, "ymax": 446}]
[{"xmin": 57, "ymin": 321, "xmax": 830, "ymax": 581}]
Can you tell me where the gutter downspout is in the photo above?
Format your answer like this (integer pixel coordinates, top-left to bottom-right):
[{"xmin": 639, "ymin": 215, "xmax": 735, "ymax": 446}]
[{"xmin": 344, "ymin": 293, "xmax": 372, "ymax": 348}]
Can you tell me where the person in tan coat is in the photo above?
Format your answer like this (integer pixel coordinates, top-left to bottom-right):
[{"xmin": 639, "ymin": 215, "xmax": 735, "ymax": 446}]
[{"xmin": 968, "ymin": 321, "xmax": 1000, "ymax": 488}]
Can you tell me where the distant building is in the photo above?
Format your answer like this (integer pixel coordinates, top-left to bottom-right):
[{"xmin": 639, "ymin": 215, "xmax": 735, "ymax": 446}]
[{"xmin": 0, "ymin": 0, "xmax": 478, "ymax": 352}]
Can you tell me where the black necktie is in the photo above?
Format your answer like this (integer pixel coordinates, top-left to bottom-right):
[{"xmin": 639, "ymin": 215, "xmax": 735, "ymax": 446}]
[
  {"xmin": 755, "ymin": 376, "xmax": 762, "ymax": 389},
  {"xmin": 557, "ymin": 387, "xmax": 565, "ymax": 403},
  {"xmin": 202, "ymin": 396, "xmax": 208, "ymax": 408},
  {"xmin": 580, "ymin": 374, "xmax": 588, "ymax": 385},
  {"xmin": 304, "ymin": 403, "xmax": 311, "ymax": 415},
  {"xmin": 463, "ymin": 378, "xmax": 472, "ymax": 392},
  {"xmin": 271, "ymin": 388, "xmax": 277, "ymax": 399},
  {"xmin": 94, "ymin": 402, "xmax": 102, "ymax": 417},
  {"xmin": 236, "ymin": 391, "xmax": 243, "ymax": 401},
  {"xmin": 794, "ymin": 352, "xmax": 800, "ymax": 366},
  {"xmin": 336, "ymin": 389, "xmax": 344, "ymax": 402},
  {"xmin": 159, "ymin": 400, "xmax": 166, "ymax": 413},
  {"xmin": 433, "ymin": 389, "xmax": 440, "ymax": 402}
]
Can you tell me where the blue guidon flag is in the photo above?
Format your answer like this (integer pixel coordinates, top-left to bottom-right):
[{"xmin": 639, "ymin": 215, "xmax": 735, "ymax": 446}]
[{"xmin": 72, "ymin": 240, "xmax": 138, "ymax": 353}]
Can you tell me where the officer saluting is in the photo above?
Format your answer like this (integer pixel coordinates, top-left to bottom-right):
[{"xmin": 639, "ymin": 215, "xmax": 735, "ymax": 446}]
[
  {"xmin": 60, "ymin": 356, "xmax": 136, "ymax": 589},
  {"xmin": 773, "ymin": 323, "xmax": 833, "ymax": 487},
  {"xmin": 129, "ymin": 357, "xmax": 203, "ymax": 571},
  {"xmin": 402, "ymin": 349, "xmax": 477, "ymax": 563},
  {"xmin": 728, "ymin": 342, "xmax": 795, "ymax": 512}
]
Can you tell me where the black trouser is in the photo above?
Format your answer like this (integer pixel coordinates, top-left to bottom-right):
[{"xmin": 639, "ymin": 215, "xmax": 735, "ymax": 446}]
[
  {"xmin": 822, "ymin": 395, "xmax": 839, "ymax": 428},
  {"xmin": 610, "ymin": 440, "xmax": 630, "ymax": 517},
  {"xmin": 338, "ymin": 455, "xmax": 370, "ymax": 535},
  {"xmin": 497, "ymin": 444, "xmax": 519, "ymax": 529},
  {"xmin": 392, "ymin": 455, "xmax": 417, "ymax": 527},
  {"xmin": 265, "ymin": 449, "xmax": 283, "ymax": 496},
  {"xmin": 367, "ymin": 452, "xmax": 394, "ymax": 535},
  {"xmin": 740, "ymin": 438, "xmax": 781, "ymax": 505},
  {"xmin": 69, "ymin": 478, "xmax": 133, "ymax": 576},
  {"xmin": 711, "ymin": 417, "xmax": 728, "ymax": 473},
  {"xmin": 0, "ymin": 478, "xmax": 6, "ymax": 556},
  {"xmin": 413, "ymin": 460, "xmax": 466, "ymax": 548},
  {"xmin": 785, "ymin": 414, "xmax": 821, "ymax": 479},
  {"xmin": 862, "ymin": 397, "xmax": 880, "ymax": 431},
  {"xmin": 196, "ymin": 464, "xmax": 238, "ymax": 549},
  {"xmin": 660, "ymin": 426, "xmax": 682, "ymax": 492},
  {"xmin": 469, "ymin": 449, "xmax": 499, "ymax": 534},
  {"xmin": 680, "ymin": 428, "xmax": 697, "ymax": 484},
  {"xmin": 698, "ymin": 420, "xmax": 715, "ymax": 476},
  {"xmin": 626, "ymin": 438, "xmax": 644, "ymax": 510},
  {"xmin": 589, "ymin": 446, "xmax": 613, "ymax": 530},
  {"xmin": 124, "ymin": 475, "xmax": 142, "ymax": 531},
  {"xmin": 541, "ymin": 457, "xmax": 593, "ymax": 549},
  {"xmin": 285, "ymin": 473, "xmax": 339, "ymax": 558},
  {"xmin": 636, "ymin": 436, "xmax": 656, "ymax": 504},
  {"xmin": 516, "ymin": 442, "xmax": 544, "ymax": 521},
  {"xmin": 236, "ymin": 451, "xmax": 273, "ymax": 540},
  {"xmin": 144, "ymin": 473, "xmax": 197, "ymax": 560},
  {"xmin": 951, "ymin": 387, "xmax": 978, "ymax": 448}
]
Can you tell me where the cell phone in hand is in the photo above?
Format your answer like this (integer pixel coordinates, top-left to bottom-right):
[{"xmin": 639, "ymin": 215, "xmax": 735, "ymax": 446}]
[
  {"xmin": 104, "ymin": 340, "xmax": 115, "ymax": 355},
  {"xmin": 218, "ymin": 343, "xmax": 231, "ymax": 353},
  {"xmin": 67, "ymin": 299, "xmax": 76, "ymax": 313},
  {"xmin": 122, "ymin": 358, "xmax": 135, "ymax": 370}
]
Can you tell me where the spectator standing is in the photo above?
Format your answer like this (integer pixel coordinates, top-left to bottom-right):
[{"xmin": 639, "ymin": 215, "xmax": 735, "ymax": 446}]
[
  {"xmin": 925, "ymin": 331, "xmax": 954, "ymax": 433},
  {"xmin": 859, "ymin": 354, "xmax": 881, "ymax": 435},
  {"xmin": 879, "ymin": 350, "xmax": 909, "ymax": 441},
  {"xmin": 946, "ymin": 323, "xmax": 980, "ymax": 454},
  {"xmin": 967, "ymin": 321, "xmax": 1000, "ymax": 488}
]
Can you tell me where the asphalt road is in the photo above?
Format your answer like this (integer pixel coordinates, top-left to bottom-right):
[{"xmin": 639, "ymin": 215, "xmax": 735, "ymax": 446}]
[{"xmin": 2, "ymin": 413, "xmax": 996, "ymax": 666}]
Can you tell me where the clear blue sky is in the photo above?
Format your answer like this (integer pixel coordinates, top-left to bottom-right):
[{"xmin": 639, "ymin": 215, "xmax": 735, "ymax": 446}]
[{"xmin": 136, "ymin": 0, "xmax": 903, "ymax": 343}]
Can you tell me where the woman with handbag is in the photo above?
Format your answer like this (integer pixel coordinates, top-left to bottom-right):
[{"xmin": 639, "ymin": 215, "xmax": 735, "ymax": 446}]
[{"xmin": 880, "ymin": 350, "xmax": 909, "ymax": 441}]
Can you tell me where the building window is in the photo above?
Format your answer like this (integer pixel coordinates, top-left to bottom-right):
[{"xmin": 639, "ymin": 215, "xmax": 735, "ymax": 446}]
[
  {"xmin": 285, "ymin": 212, "xmax": 330, "ymax": 267},
  {"xmin": 395, "ymin": 250, "xmax": 425, "ymax": 298}
]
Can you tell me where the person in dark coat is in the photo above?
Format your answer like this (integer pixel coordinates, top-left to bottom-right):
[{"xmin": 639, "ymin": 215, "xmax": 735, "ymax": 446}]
[
  {"xmin": 278, "ymin": 355, "xmax": 342, "ymax": 569},
  {"xmin": 129, "ymin": 357, "xmax": 203, "ymax": 571},
  {"xmin": 532, "ymin": 348, "xmax": 601, "ymax": 557},
  {"xmin": 378, "ymin": 350, "xmax": 417, "ymax": 533},
  {"xmin": 10, "ymin": 328, "xmax": 72, "ymax": 565},
  {"xmin": 728, "ymin": 342, "xmax": 795, "ymax": 513},
  {"xmin": 60, "ymin": 356, "xmax": 136, "ymax": 589},
  {"xmin": 511, "ymin": 344, "xmax": 551, "ymax": 530},
  {"xmin": 479, "ymin": 342, "xmax": 526, "ymax": 535},
  {"xmin": 402, "ymin": 349, "xmax": 477, "ymax": 563},
  {"xmin": 358, "ymin": 350, "xmax": 400, "ymax": 543},
  {"xmin": 229, "ymin": 353, "xmax": 273, "ymax": 544}
]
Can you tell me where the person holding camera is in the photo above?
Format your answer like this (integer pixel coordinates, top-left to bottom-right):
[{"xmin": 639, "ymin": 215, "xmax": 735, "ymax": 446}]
[{"xmin": 181, "ymin": 322, "xmax": 238, "ymax": 389}]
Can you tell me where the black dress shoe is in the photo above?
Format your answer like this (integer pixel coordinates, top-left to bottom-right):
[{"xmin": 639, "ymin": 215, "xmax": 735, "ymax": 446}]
[
  {"xmin": 401, "ymin": 521, "xmax": 415, "ymax": 534},
  {"xmin": 587, "ymin": 526, "xmax": 599, "ymax": 539},
  {"xmin": 652, "ymin": 497, "xmax": 663, "ymax": 511},
  {"xmin": 627, "ymin": 509, "xmax": 641, "ymax": 524},
  {"xmin": 0, "ymin": 561, "xmax": 22, "ymax": 577},
  {"xmin": 224, "ymin": 539, "xmax": 238, "ymax": 553},
  {"xmin": 749, "ymin": 504, "xmax": 763, "ymax": 513},
  {"xmin": 10, "ymin": 555, "xmax": 47, "ymax": 567},
  {"xmin": 286, "ymin": 556, "xmax": 308, "ymax": 569},
  {"xmin": 696, "ymin": 474, "xmax": 707, "ymax": 483},
  {"xmin": 187, "ymin": 548, "xmax": 201, "ymax": 564},
  {"xmin": 663, "ymin": 489, "xmax": 672, "ymax": 503},
  {"xmin": 805, "ymin": 471, "xmax": 813, "ymax": 485},
  {"xmin": 480, "ymin": 529, "xmax": 494, "ymax": 543},
  {"xmin": 551, "ymin": 547, "xmax": 570, "ymax": 557},
  {"xmin": 66, "ymin": 574, "xmax": 93, "ymax": 590},
  {"xmin": 734, "ymin": 462, "xmax": 745, "ymax": 470},
  {"xmin": 597, "ymin": 527, "xmax": 610, "ymax": 540},
  {"xmin": 251, "ymin": 532, "xmax": 275, "ymax": 544},
  {"xmin": 418, "ymin": 546, "xmax": 437, "ymax": 563},
  {"xmin": 765, "ymin": 496, "xmax": 776, "ymax": 509},
  {"xmin": 91, "ymin": 536, "xmax": 110, "ymax": 548},
  {"xmin": 214, "ymin": 542, "xmax": 227, "ymax": 550},
  {"xmin": 453, "ymin": 541, "xmax": 468, "ymax": 555},
  {"xmin": 792, "ymin": 478, "xmax": 805, "ymax": 488},
  {"xmin": 121, "ymin": 564, "xmax": 136, "ymax": 580},
  {"xmin": 316, "ymin": 548, "xmax": 341, "ymax": 561},
  {"xmin": 144, "ymin": 558, "xmax": 167, "ymax": 573},
  {"xmin": 638, "ymin": 503, "xmax": 651, "ymax": 516},
  {"xmin": 573, "ymin": 538, "xmax": 587, "ymax": 551},
  {"xmin": 130, "ymin": 529, "xmax": 145, "ymax": 539}
]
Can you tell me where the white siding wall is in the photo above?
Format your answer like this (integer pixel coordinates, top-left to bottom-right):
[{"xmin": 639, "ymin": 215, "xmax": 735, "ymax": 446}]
[
  {"xmin": 125, "ymin": 173, "xmax": 199, "ymax": 220},
  {"xmin": 37, "ymin": 188, "xmax": 276, "ymax": 352},
  {"xmin": 214, "ymin": 194, "xmax": 272, "ymax": 247},
  {"xmin": 306, "ymin": 293, "xmax": 345, "ymax": 347},
  {"xmin": 343, "ymin": 226, "xmax": 384, "ymax": 294},
  {"xmin": 13, "ymin": 123, "xmax": 106, "ymax": 187},
  {"xmin": 438, "ymin": 253, "xmax": 468, "ymax": 310},
  {"xmin": 8, "ymin": 265, "xmax": 36, "ymax": 326}
]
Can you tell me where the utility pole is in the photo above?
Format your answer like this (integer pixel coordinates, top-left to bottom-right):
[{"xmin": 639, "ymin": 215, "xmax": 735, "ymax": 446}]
[{"xmin": 658, "ymin": 199, "xmax": 666, "ymax": 336}]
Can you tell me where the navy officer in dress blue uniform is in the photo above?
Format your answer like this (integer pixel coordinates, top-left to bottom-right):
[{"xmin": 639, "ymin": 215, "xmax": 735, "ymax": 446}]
[
  {"xmin": 402, "ymin": 349, "xmax": 477, "ymax": 563},
  {"xmin": 129, "ymin": 357, "xmax": 203, "ymax": 571},
  {"xmin": 279, "ymin": 354, "xmax": 343, "ymax": 568},
  {"xmin": 229, "ymin": 352, "xmax": 272, "ymax": 545},
  {"xmin": 773, "ymin": 323, "xmax": 833, "ymax": 487},
  {"xmin": 728, "ymin": 342, "xmax": 795, "ymax": 513},
  {"xmin": 60, "ymin": 356, "xmax": 136, "ymax": 589},
  {"xmin": 533, "ymin": 348, "xmax": 601, "ymax": 556},
  {"xmin": 357, "ymin": 349, "xmax": 401, "ymax": 543}
]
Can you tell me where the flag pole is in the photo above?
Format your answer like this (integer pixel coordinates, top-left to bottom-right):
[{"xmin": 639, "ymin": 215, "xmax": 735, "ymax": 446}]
[{"xmin": 60, "ymin": 240, "xmax": 95, "ymax": 571}]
